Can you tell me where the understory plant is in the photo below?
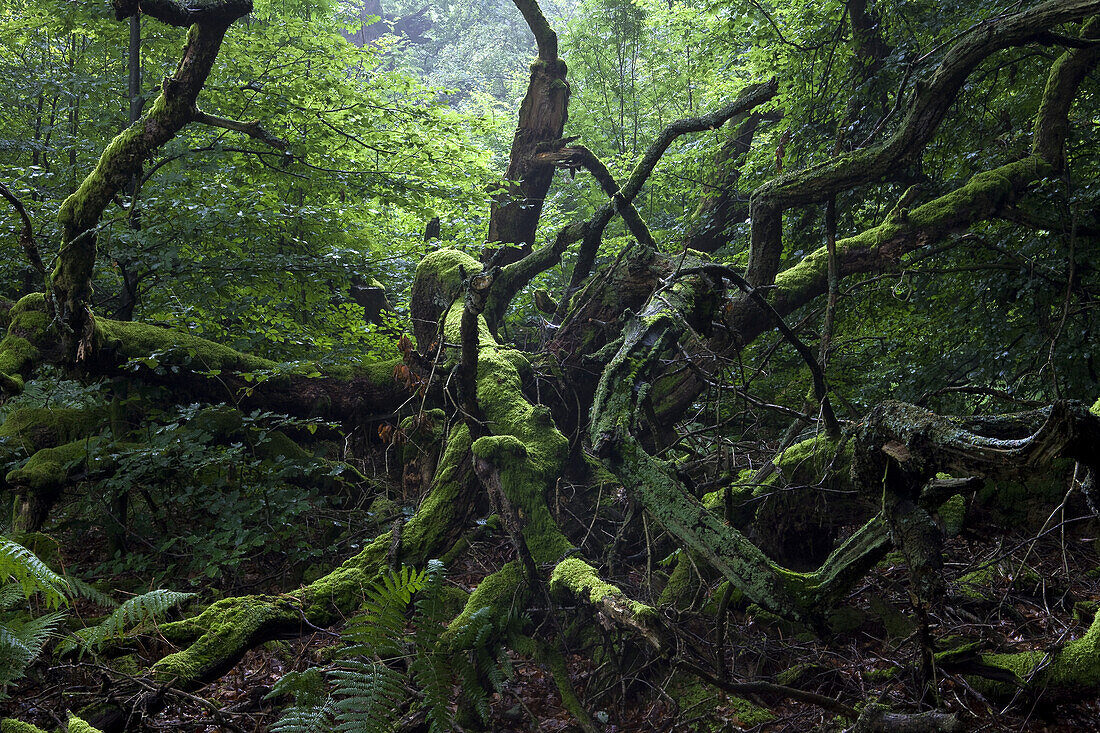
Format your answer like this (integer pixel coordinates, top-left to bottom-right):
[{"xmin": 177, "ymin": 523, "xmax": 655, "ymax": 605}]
[{"xmin": 270, "ymin": 560, "xmax": 515, "ymax": 733}]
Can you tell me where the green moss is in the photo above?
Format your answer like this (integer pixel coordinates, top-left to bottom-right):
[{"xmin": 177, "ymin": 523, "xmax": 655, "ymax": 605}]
[
  {"xmin": 937, "ymin": 494, "xmax": 967, "ymax": 537},
  {"xmin": 444, "ymin": 561, "xmax": 526, "ymax": 649},
  {"xmin": 0, "ymin": 295, "xmax": 55, "ymax": 391},
  {"xmin": 670, "ymin": 678, "xmax": 774, "ymax": 730},
  {"xmin": 0, "ymin": 407, "xmax": 105, "ymax": 468},
  {"xmin": 957, "ymin": 562, "xmax": 1041, "ymax": 601},
  {"xmin": 441, "ymin": 302, "xmax": 573, "ymax": 563},
  {"xmin": 297, "ymin": 536, "xmax": 389, "ymax": 620},
  {"xmin": 775, "ymin": 662, "xmax": 826, "ymax": 686},
  {"xmin": 410, "ymin": 249, "xmax": 482, "ymax": 348},
  {"xmin": 550, "ymin": 557, "xmax": 656, "ymax": 619},
  {"xmin": 153, "ymin": 595, "xmax": 300, "ymax": 682},
  {"xmin": 862, "ymin": 666, "xmax": 898, "ymax": 683},
  {"xmin": 96, "ymin": 319, "xmax": 275, "ymax": 373},
  {"xmin": 7, "ymin": 439, "xmax": 96, "ymax": 492},
  {"xmin": 67, "ymin": 715, "xmax": 104, "ymax": 733},
  {"xmin": 0, "ymin": 722, "xmax": 49, "ymax": 733},
  {"xmin": 965, "ymin": 610, "xmax": 1100, "ymax": 697},
  {"xmin": 657, "ymin": 554, "xmax": 697, "ymax": 608},
  {"xmin": 1091, "ymin": 397, "xmax": 1100, "ymax": 417},
  {"xmin": 397, "ymin": 424, "xmax": 473, "ymax": 559}
]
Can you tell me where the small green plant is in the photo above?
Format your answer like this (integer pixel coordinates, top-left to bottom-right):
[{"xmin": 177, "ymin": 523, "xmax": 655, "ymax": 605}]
[
  {"xmin": 0, "ymin": 535, "xmax": 69, "ymax": 695},
  {"xmin": 58, "ymin": 588, "xmax": 195, "ymax": 655},
  {"xmin": 270, "ymin": 561, "xmax": 514, "ymax": 733}
]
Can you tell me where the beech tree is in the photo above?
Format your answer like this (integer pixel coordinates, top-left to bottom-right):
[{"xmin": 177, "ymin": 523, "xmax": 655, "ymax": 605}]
[{"xmin": 2, "ymin": 0, "xmax": 1100, "ymax": 730}]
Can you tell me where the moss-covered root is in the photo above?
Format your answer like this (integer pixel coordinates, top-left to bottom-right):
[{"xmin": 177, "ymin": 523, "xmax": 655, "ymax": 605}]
[
  {"xmin": 0, "ymin": 716, "xmax": 104, "ymax": 733},
  {"xmin": 972, "ymin": 611, "xmax": 1100, "ymax": 700},
  {"xmin": 0, "ymin": 721, "xmax": 50, "ymax": 733},
  {"xmin": 65, "ymin": 716, "xmax": 104, "ymax": 733},
  {"xmin": 538, "ymin": 640, "xmax": 601, "ymax": 733},
  {"xmin": 151, "ymin": 426, "xmax": 479, "ymax": 687},
  {"xmin": 0, "ymin": 406, "xmax": 105, "ymax": 466},
  {"xmin": 550, "ymin": 558, "xmax": 663, "ymax": 651}
]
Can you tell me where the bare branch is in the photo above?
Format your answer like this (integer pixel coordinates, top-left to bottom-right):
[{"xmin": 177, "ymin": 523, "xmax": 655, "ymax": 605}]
[
  {"xmin": 0, "ymin": 181, "xmax": 44, "ymax": 276},
  {"xmin": 193, "ymin": 111, "xmax": 288, "ymax": 150}
]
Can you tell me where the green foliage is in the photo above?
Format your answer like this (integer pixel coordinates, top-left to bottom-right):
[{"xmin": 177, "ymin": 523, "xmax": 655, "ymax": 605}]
[
  {"xmin": 271, "ymin": 561, "xmax": 513, "ymax": 733},
  {"xmin": 0, "ymin": 537, "xmax": 68, "ymax": 609},
  {"xmin": 60, "ymin": 588, "xmax": 195, "ymax": 654},
  {"xmin": 0, "ymin": 535, "xmax": 68, "ymax": 695},
  {"xmin": 0, "ymin": 609, "xmax": 65, "ymax": 695}
]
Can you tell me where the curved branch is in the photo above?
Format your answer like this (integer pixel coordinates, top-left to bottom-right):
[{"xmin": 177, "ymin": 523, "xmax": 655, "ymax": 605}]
[
  {"xmin": 651, "ymin": 22, "xmax": 1100, "ymax": 428},
  {"xmin": 555, "ymin": 79, "xmax": 778, "ymax": 320},
  {"xmin": 52, "ymin": 5, "xmax": 253, "ymax": 361},
  {"xmin": 0, "ymin": 181, "xmax": 44, "ymax": 276},
  {"xmin": 193, "ymin": 111, "xmax": 288, "ymax": 150},
  {"xmin": 744, "ymin": 0, "xmax": 1100, "ymax": 287},
  {"xmin": 511, "ymin": 0, "xmax": 557, "ymax": 61}
]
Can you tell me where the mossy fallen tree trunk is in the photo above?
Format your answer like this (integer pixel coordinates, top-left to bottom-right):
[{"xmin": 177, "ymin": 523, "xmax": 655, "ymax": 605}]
[{"xmin": 0, "ymin": 293, "xmax": 409, "ymax": 423}]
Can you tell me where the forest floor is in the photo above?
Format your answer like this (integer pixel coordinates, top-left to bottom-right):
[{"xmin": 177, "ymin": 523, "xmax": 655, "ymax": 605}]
[{"xmin": 4, "ymin": 472, "xmax": 1100, "ymax": 732}]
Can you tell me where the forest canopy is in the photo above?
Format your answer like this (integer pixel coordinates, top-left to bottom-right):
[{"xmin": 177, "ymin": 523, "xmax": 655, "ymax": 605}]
[{"xmin": 1, "ymin": 0, "xmax": 1100, "ymax": 730}]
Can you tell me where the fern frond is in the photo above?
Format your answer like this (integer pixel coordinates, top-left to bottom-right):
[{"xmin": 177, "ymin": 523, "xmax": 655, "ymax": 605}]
[
  {"xmin": 0, "ymin": 583, "xmax": 27, "ymax": 611},
  {"xmin": 64, "ymin": 588, "xmax": 194, "ymax": 653},
  {"xmin": 409, "ymin": 650, "xmax": 453, "ymax": 733},
  {"xmin": 329, "ymin": 659, "xmax": 405, "ymax": 733},
  {"xmin": 0, "ymin": 537, "xmax": 68, "ymax": 609},
  {"xmin": 63, "ymin": 576, "xmax": 118, "ymax": 609},
  {"xmin": 342, "ymin": 566, "xmax": 426, "ymax": 659},
  {"xmin": 0, "ymin": 610, "xmax": 65, "ymax": 691},
  {"xmin": 270, "ymin": 697, "xmax": 336, "ymax": 733}
]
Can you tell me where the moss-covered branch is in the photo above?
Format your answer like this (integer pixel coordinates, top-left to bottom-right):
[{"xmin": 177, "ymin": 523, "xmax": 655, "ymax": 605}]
[
  {"xmin": 52, "ymin": 1, "xmax": 254, "ymax": 360},
  {"xmin": 136, "ymin": 423, "xmax": 479, "ymax": 695},
  {"xmin": 0, "ymin": 293, "xmax": 409, "ymax": 421},
  {"xmin": 744, "ymin": 0, "xmax": 1100, "ymax": 287},
  {"xmin": 654, "ymin": 26, "xmax": 1100, "ymax": 428}
]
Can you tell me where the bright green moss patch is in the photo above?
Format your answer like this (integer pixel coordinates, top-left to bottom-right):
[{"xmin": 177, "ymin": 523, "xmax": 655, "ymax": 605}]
[
  {"xmin": 97, "ymin": 319, "xmax": 275, "ymax": 373},
  {"xmin": 0, "ymin": 721, "xmax": 49, "ymax": 733},
  {"xmin": 969, "ymin": 615, "xmax": 1100, "ymax": 697},
  {"xmin": 550, "ymin": 557, "xmax": 656, "ymax": 619},
  {"xmin": 6, "ymin": 439, "xmax": 97, "ymax": 491},
  {"xmin": 0, "ymin": 407, "xmax": 105, "ymax": 468},
  {"xmin": 153, "ymin": 595, "xmax": 300, "ymax": 682},
  {"xmin": 443, "ymin": 561, "xmax": 526, "ymax": 650},
  {"xmin": 670, "ymin": 678, "xmax": 774, "ymax": 730},
  {"xmin": 67, "ymin": 715, "xmax": 104, "ymax": 733},
  {"xmin": 957, "ymin": 562, "xmax": 1041, "ymax": 601},
  {"xmin": 410, "ymin": 249, "xmax": 482, "ymax": 348},
  {"xmin": 937, "ymin": 494, "xmax": 967, "ymax": 537}
]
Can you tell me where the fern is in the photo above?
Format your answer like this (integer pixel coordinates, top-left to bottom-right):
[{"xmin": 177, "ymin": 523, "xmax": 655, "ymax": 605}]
[
  {"xmin": 271, "ymin": 561, "xmax": 514, "ymax": 733},
  {"xmin": 0, "ymin": 609, "xmax": 65, "ymax": 691},
  {"xmin": 64, "ymin": 576, "xmax": 119, "ymax": 610},
  {"xmin": 0, "ymin": 537, "xmax": 69, "ymax": 609},
  {"xmin": 330, "ymin": 660, "xmax": 405, "ymax": 733},
  {"xmin": 270, "ymin": 697, "xmax": 336, "ymax": 733},
  {"xmin": 409, "ymin": 561, "xmax": 454, "ymax": 732},
  {"xmin": 341, "ymin": 564, "xmax": 427, "ymax": 660},
  {"xmin": 0, "ymin": 535, "xmax": 73, "ymax": 696},
  {"xmin": 60, "ymin": 588, "xmax": 194, "ymax": 654}
]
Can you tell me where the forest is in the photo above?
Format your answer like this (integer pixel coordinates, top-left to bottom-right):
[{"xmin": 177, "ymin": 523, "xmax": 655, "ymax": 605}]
[{"xmin": 1, "ymin": 0, "xmax": 1100, "ymax": 730}]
